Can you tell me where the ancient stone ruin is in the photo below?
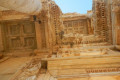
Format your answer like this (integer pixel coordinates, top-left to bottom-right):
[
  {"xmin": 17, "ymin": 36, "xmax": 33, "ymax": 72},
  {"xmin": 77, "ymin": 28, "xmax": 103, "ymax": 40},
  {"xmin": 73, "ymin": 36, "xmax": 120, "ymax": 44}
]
[{"xmin": 0, "ymin": 0, "xmax": 120, "ymax": 80}]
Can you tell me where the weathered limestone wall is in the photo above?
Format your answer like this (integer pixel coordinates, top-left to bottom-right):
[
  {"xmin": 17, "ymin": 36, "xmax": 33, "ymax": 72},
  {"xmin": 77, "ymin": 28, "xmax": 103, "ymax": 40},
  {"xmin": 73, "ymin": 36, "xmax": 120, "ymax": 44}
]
[
  {"xmin": 0, "ymin": 0, "xmax": 64, "ymax": 55},
  {"xmin": 0, "ymin": 0, "xmax": 120, "ymax": 80},
  {"xmin": 62, "ymin": 13, "xmax": 92, "ymax": 35},
  {"xmin": 61, "ymin": 12, "xmax": 107, "ymax": 46},
  {"xmin": 58, "ymin": 76, "xmax": 120, "ymax": 80},
  {"xmin": 47, "ymin": 54, "xmax": 120, "ymax": 79},
  {"xmin": 49, "ymin": 1, "xmax": 63, "ymax": 45},
  {"xmin": 92, "ymin": 0, "xmax": 120, "ymax": 46},
  {"xmin": 92, "ymin": 0, "xmax": 115, "ymax": 44},
  {"xmin": 0, "ymin": 10, "xmax": 31, "ymax": 53}
]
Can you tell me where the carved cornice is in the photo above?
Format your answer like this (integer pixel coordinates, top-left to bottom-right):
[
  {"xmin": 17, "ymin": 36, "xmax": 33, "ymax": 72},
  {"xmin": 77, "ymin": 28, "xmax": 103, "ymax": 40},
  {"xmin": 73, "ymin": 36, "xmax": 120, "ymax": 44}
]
[{"xmin": 0, "ymin": 10, "xmax": 27, "ymax": 16}]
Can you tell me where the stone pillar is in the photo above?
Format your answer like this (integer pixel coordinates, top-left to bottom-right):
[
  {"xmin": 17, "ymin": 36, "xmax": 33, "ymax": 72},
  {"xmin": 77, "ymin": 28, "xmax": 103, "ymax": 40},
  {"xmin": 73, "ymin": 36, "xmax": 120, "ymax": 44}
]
[
  {"xmin": 84, "ymin": 20, "xmax": 88, "ymax": 34},
  {"xmin": 115, "ymin": 13, "xmax": 120, "ymax": 45},
  {"xmin": 35, "ymin": 22, "xmax": 42, "ymax": 49},
  {"xmin": 44, "ymin": 21, "xmax": 49, "ymax": 49},
  {"xmin": 34, "ymin": 21, "xmax": 50, "ymax": 55},
  {"xmin": 0, "ymin": 24, "xmax": 3, "ymax": 52},
  {"xmin": 87, "ymin": 19, "xmax": 91, "ymax": 34},
  {"xmin": 112, "ymin": 12, "xmax": 117, "ymax": 45}
]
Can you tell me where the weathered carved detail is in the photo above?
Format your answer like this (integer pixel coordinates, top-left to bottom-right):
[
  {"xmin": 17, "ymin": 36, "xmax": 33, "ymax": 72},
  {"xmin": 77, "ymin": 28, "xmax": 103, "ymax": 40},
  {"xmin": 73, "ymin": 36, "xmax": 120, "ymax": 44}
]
[{"xmin": 5, "ymin": 21, "xmax": 36, "ymax": 50}]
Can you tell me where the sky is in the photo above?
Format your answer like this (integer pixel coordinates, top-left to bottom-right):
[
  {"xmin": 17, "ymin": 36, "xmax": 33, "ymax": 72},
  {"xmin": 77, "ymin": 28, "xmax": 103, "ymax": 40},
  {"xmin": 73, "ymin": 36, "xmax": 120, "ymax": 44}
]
[{"xmin": 54, "ymin": 0, "xmax": 92, "ymax": 14}]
